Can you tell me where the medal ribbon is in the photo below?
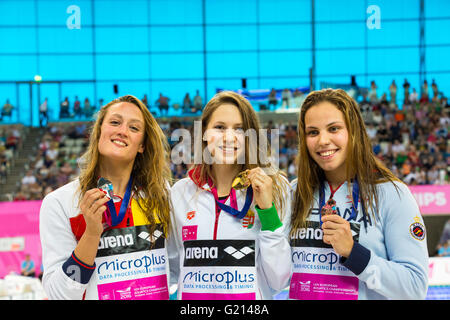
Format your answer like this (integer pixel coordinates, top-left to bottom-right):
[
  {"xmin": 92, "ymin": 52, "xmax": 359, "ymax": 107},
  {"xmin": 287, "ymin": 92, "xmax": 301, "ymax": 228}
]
[
  {"xmin": 105, "ymin": 176, "xmax": 133, "ymax": 227},
  {"xmin": 212, "ymin": 186, "xmax": 254, "ymax": 220},
  {"xmin": 319, "ymin": 178, "xmax": 359, "ymax": 226}
]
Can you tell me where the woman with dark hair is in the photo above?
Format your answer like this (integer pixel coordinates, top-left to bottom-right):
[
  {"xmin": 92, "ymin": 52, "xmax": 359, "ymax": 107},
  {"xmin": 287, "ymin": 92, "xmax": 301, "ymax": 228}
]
[{"xmin": 289, "ymin": 88, "xmax": 428, "ymax": 300}]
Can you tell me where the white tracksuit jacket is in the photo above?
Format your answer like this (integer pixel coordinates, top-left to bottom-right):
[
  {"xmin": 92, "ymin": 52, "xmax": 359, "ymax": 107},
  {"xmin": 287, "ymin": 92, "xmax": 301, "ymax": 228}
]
[
  {"xmin": 289, "ymin": 179, "xmax": 429, "ymax": 300},
  {"xmin": 168, "ymin": 175, "xmax": 292, "ymax": 300},
  {"xmin": 39, "ymin": 179, "xmax": 171, "ymax": 300}
]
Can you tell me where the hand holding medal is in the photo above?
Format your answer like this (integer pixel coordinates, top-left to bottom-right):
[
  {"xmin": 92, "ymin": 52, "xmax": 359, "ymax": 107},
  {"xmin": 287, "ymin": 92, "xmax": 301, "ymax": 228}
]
[
  {"xmin": 79, "ymin": 186, "xmax": 110, "ymax": 237},
  {"xmin": 233, "ymin": 167, "xmax": 273, "ymax": 210},
  {"xmin": 96, "ymin": 176, "xmax": 133, "ymax": 228},
  {"xmin": 97, "ymin": 177, "xmax": 114, "ymax": 228},
  {"xmin": 321, "ymin": 197, "xmax": 354, "ymax": 258}
]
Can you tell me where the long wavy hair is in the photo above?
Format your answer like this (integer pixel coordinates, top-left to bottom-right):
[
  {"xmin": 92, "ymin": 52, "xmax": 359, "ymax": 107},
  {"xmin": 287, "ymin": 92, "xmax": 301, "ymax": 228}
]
[
  {"xmin": 189, "ymin": 90, "xmax": 289, "ymax": 217},
  {"xmin": 291, "ymin": 88, "xmax": 401, "ymax": 233},
  {"xmin": 77, "ymin": 95, "xmax": 172, "ymax": 237}
]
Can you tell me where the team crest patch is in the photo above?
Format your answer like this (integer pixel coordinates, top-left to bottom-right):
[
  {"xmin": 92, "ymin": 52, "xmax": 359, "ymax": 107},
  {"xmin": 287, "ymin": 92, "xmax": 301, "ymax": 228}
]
[
  {"xmin": 242, "ymin": 210, "xmax": 255, "ymax": 229},
  {"xmin": 186, "ymin": 211, "xmax": 196, "ymax": 220},
  {"xmin": 409, "ymin": 216, "xmax": 426, "ymax": 241}
]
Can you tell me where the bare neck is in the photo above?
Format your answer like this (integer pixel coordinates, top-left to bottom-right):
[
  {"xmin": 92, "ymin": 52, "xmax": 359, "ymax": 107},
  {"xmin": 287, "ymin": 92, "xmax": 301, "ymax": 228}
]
[{"xmin": 211, "ymin": 164, "xmax": 241, "ymax": 197}]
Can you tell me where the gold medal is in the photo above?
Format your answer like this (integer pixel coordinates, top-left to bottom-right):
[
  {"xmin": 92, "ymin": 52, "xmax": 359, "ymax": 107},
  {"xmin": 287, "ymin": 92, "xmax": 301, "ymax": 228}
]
[{"xmin": 232, "ymin": 170, "xmax": 250, "ymax": 190}]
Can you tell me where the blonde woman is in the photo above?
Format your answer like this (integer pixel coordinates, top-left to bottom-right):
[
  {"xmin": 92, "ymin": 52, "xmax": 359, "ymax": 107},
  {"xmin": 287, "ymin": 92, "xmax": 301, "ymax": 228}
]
[
  {"xmin": 168, "ymin": 91, "xmax": 291, "ymax": 300},
  {"xmin": 40, "ymin": 95, "xmax": 172, "ymax": 300},
  {"xmin": 289, "ymin": 89, "xmax": 428, "ymax": 300}
]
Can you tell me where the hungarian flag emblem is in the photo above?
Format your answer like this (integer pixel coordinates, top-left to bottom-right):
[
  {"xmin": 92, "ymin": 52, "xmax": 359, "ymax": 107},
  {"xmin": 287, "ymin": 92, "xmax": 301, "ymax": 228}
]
[{"xmin": 242, "ymin": 210, "xmax": 255, "ymax": 229}]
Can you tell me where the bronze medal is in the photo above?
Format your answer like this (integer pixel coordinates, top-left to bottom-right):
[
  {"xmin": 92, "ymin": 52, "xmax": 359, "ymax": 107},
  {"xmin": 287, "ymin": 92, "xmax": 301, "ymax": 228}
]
[{"xmin": 321, "ymin": 198, "xmax": 337, "ymax": 216}]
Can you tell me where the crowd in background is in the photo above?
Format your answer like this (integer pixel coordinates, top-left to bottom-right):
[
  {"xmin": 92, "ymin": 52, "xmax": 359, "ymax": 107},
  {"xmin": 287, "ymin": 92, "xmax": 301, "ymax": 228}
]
[
  {"xmin": 0, "ymin": 125, "xmax": 23, "ymax": 185},
  {"xmin": 1, "ymin": 79, "xmax": 448, "ymax": 203},
  {"xmin": 0, "ymin": 79, "xmax": 448, "ymax": 262}
]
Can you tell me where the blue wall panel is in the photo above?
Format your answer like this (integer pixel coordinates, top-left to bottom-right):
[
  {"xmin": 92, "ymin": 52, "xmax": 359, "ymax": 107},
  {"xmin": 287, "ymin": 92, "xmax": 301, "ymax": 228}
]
[{"xmin": 0, "ymin": 0, "xmax": 449, "ymax": 126}]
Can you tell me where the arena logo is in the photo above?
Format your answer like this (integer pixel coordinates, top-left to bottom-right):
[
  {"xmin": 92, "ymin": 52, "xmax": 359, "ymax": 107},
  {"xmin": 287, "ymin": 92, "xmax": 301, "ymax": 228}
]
[
  {"xmin": 224, "ymin": 246, "xmax": 254, "ymax": 260},
  {"xmin": 98, "ymin": 233, "xmax": 134, "ymax": 249},
  {"xmin": 185, "ymin": 246, "xmax": 218, "ymax": 260},
  {"xmin": 170, "ymin": 121, "xmax": 280, "ymax": 171},
  {"xmin": 138, "ymin": 230, "xmax": 163, "ymax": 242},
  {"xmin": 291, "ymin": 227, "xmax": 323, "ymax": 241}
]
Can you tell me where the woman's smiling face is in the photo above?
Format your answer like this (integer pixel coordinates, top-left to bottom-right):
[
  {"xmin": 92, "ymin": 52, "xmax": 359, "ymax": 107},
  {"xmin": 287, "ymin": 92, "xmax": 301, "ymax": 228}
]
[
  {"xmin": 98, "ymin": 102, "xmax": 145, "ymax": 164},
  {"xmin": 304, "ymin": 101, "xmax": 349, "ymax": 180},
  {"xmin": 204, "ymin": 103, "xmax": 245, "ymax": 165}
]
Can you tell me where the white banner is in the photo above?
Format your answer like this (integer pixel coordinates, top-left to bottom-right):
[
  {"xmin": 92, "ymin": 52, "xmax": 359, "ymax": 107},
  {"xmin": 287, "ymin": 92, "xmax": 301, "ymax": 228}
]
[
  {"xmin": 0, "ymin": 237, "xmax": 25, "ymax": 252},
  {"xmin": 428, "ymin": 257, "xmax": 450, "ymax": 286}
]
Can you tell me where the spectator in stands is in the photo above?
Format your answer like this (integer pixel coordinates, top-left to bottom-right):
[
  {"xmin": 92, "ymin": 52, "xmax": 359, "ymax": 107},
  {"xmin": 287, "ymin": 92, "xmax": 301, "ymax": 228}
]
[
  {"xmin": 389, "ymin": 80, "xmax": 397, "ymax": 104},
  {"xmin": 407, "ymin": 144, "xmax": 420, "ymax": 166},
  {"xmin": 293, "ymin": 89, "xmax": 305, "ymax": 109},
  {"xmin": 21, "ymin": 170, "xmax": 37, "ymax": 186},
  {"xmin": 156, "ymin": 93, "xmax": 170, "ymax": 116},
  {"xmin": 368, "ymin": 80, "xmax": 378, "ymax": 103},
  {"xmin": 44, "ymin": 185, "xmax": 54, "ymax": 197},
  {"xmin": 268, "ymin": 88, "xmax": 278, "ymax": 109},
  {"xmin": 437, "ymin": 240, "xmax": 450, "ymax": 257},
  {"xmin": 284, "ymin": 124, "xmax": 297, "ymax": 144},
  {"xmin": 59, "ymin": 160, "xmax": 74, "ymax": 177},
  {"xmin": 431, "ymin": 79, "xmax": 439, "ymax": 102},
  {"xmin": 142, "ymin": 94, "xmax": 148, "ymax": 108},
  {"xmin": 28, "ymin": 182, "xmax": 43, "ymax": 200},
  {"xmin": 281, "ymin": 88, "xmax": 293, "ymax": 109},
  {"xmin": 73, "ymin": 96, "xmax": 82, "ymax": 118},
  {"xmin": 0, "ymin": 150, "xmax": 7, "ymax": 184},
  {"xmin": 421, "ymin": 80, "xmax": 429, "ymax": 103},
  {"xmin": 193, "ymin": 90, "xmax": 203, "ymax": 113},
  {"xmin": 366, "ymin": 123, "xmax": 377, "ymax": 140},
  {"xmin": 1, "ymin": 99, "xmax": 14, "ymax": 120},
  {"xmin": 182, "ymin": 93, "xmax": 192, "ymax": 114},
  {"xmin": 39, "ymin": 98, "xmax": 49, "ymax": 127},
  {"xmin": 60, "ymin": 97, "xmax": 70, "ymax": 118},
  {"xmin": 436, "ymin": 220, "xmax": 450, "ymax": 256},
  {"xmin": 14, "ymin": 189, "xmax": 28, "ymax": 201},
  {"xmin": 403, "ymin": 78, "xmax": 410, "ymax": 103},
  {"xmin": 391, "ymin": 139, "xmax": 406, "ymax": 157},
  {"xmin": 45, "ymin": 142, "xmax": 59, "ymax": 161},
  {"xmin": 20, "ymin": 254, "xmax": 36, "ymax": 277},
  {"xmin": 5, "ymin": 126, "xmax": 21, "ymax": 151},
  {"xmin": 83, "ymin": 97, "xmax": 91, "ymax": 118},
  {"xmin": 75, "ymin": 123, "xmax": 87, "ymax": 139},
  {"xmin": 409, "ymin": 88, "xmax": 418, "ymax": 103},
  {"xmin": 427, "ymin": 165, "xmax": 440, "ymax": 184},
  {"xmin": 39, "ymin": 135, "xmax": 51, "ymax": 153},
  {"xmin": 441, "ymin": 97, "xmax": 449, "ymax": 110}
]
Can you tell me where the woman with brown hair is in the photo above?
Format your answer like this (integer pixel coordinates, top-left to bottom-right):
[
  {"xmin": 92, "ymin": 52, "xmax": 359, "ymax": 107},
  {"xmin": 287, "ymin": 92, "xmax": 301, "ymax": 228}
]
[
  {"xmin": 168, "ymin": 90, "xmax": 291, "ymax": 300},
  {"xmin": 40, "ymin": 95, "xmax": 172, "ymax": 300},
  {"xmin": 289, "ymin": 88, "xmax": 428, "ymax": 300}
]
